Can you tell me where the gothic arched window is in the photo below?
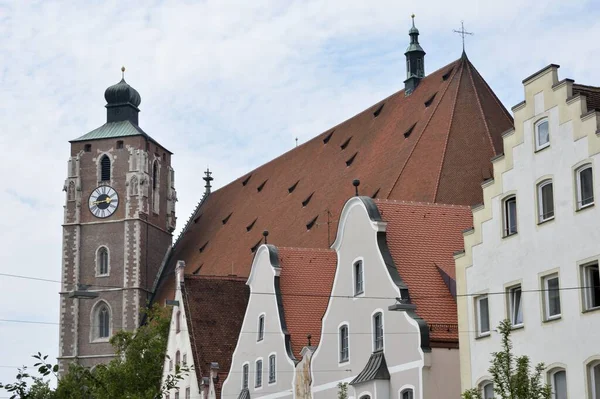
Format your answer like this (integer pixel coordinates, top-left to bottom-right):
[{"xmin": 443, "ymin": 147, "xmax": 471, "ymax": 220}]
[
  {"xmin": 92, "ymin": 301, "xmax": 111, "ymax": 341},
  {"xmin": 97, "ymin": 246, "xmax": 109, "ymax": 276},
  {"xmin": 152, "ymin": 160, "xmax": 159, "ymax": 213},
  {"xmin": 100, "ymin": 155, "xmax": 111, "ymax": 182}
]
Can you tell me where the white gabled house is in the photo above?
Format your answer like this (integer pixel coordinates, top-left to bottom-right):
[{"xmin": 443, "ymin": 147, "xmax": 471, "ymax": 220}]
[
  {"xmin": 223, "ymin": 195, "xmax": 473, "ymax": 399},
  {"xmin": 455, "ymin": 64, "xmax": 600, "ymax": 398}
]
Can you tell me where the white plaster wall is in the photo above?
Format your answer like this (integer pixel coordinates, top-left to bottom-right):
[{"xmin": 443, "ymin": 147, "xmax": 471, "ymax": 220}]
[
  {"xmin": 221, "ymin": 246, "xmax": 296, "ymax": 399},
  {"xmin": 162, "ymin": 272, "xmax": 202, "ymax": 399},
  {"xmin": 311, "ymin": 198, "xmax": 425, "ymax": 399},
  {"xmin": 466, "ymin": 101, "xmax": 600, "ymax": 397}
]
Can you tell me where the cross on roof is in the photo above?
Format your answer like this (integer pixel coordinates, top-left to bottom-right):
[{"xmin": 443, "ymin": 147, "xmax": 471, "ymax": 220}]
[{"xmin": 453, "ymin": 21, "xmax": 474, "ymax": 52}]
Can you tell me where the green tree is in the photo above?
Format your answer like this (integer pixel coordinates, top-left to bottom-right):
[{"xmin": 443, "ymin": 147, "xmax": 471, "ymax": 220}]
[
  {"xmin": 1, "ymin": 304, "xmax": 188, "ymax": 399},
  {"xmin": 337, "ymin": 382, "xmax": 348, "ymax": 399},
  {"xmin": 462, "ymin": 319, "xmax": 552, "ymax": 399}
]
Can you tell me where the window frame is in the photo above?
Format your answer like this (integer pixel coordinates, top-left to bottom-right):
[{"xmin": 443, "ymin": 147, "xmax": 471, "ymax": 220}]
[
  {"xmin": 354, "ymin": 260, "xmax": 364, "ymax": 296},
  {"xmin": 587, "ymin": 360, "xmax": 600, "ymax": 399},
  {"xmin": 100, "ymin": 154, "xmax": 111, "ymax": 182},
  {"xmin": 175, "ymin": 350, "xmax": 180, "ymax": 367},
  {"xmin": 268, "ymin": 354, "xmax": 276, "ymax": 384},
  {"xmin": 373, "ymin": 311, "xmax": 384, "ymax": 352},
  {"xmin": 542, "ymin": 273, "xmax": 561, "ymax": 320},
  {"xmin": 339, "ymin": 324, "xmax": 349, "ymax": 363},
  {"xmin": 537, "ymin": 179, "xmax": 555, "ymax": 223},
  {"xmin": 507, "ymin": 284, "xmax": 523, "ymax": 327},
  {"xmin": 241, "ymin": 363, "xmax": 249, "ymax": 390},
  {"xmin": 401, "ymin": 388, "xmax": 414, "ymax": 399},
  {"xmin": 534, "ymin": 118, "xmax": 550, "ymax": 151},
  {"xmin": 176, "ymin": 310, "xmax": 181, "ymax": 334},
  {"xmin": 96, "ymin": 246, "xmax": 110, "ymax": 276},
  {"xmin": 481, "ymin": 381, "xmax": 494, "ymax": 399},
  {"xmin": 90, "ymin": 300, "xmax": 111, "ymax": 342},
  {"xmin": 549, "ymin": 368, "xmax": 567, "ymax": 399},
  {"xmin": 582, "ymin": 262, "xmax": 600, "ymax": 311},
  {"xmin": 576, "ymin": 164, "xmax": 595, "ymax": 210},
  {"xmin": 257, "ymin": 314, "xmax": 265, "ymax": 342},
  {"xmin": 255, "ymin": 359, "xmax": 263, "ymax": 388},
  {"xmin": 503, "ymin": 195, "xmax": 518, "ymax": 237},
  {"xmin": 475, "ymin": 295, "xmax": 490, "ymax": 337}
]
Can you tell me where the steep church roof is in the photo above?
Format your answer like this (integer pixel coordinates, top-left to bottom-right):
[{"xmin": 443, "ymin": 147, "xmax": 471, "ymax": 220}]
[{"xmin": 154, "ymin": 53, "xmax": 512, "ymax": 301}]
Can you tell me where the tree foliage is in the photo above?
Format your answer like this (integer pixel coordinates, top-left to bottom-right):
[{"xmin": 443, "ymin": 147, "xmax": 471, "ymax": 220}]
[
  {"xmin": 462, "ymin": 319, "xmax": 552, "ymax": 399},
  {"xmin": 1, "ymin": 304, "xmax": 188, "ymax": 399}
]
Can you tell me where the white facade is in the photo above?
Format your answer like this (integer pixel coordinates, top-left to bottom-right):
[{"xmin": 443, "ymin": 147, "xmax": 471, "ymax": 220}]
[
  {"xmin": 162, "ymin": 262, "xmax": 204, "ymax": 399},
  {"xmin": 456, "ymin": 65, "xmax": 600, "ymax": 398},
  {"xmin": 221, "ymin": 245, "xmax": 297, "ymax": 399},
  {"xmin": 222, "ymin": 197, "xmax": 462, "ymax": 399}
]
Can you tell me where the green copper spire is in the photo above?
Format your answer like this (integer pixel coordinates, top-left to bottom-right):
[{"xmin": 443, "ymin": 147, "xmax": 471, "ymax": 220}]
[{"xmin": 404, "ymin": 14, "xmax": 426, "ymax": 95}]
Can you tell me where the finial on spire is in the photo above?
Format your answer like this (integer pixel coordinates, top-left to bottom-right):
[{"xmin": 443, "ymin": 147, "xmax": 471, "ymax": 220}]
[
  {"xmin": 263, "ymin": 230, "xmax": 269, "ymax": 244},
  {"xmin": 203, "ymin": 167, "xmax": 213, "ymax": 195},
  {"xmin": 411, "ymin": 14, "xmax": 415, "ymax": 27},
  {"xmin": 121, "ymin": 66, "xmax": 126, "ymax": 80},
  {"xmin": 453, "ymin": 21, "xmax": 474, "ymax": 53},
  {"xmin": 352, "ymin": 179, "xmax": 360, "ymax": 196}
]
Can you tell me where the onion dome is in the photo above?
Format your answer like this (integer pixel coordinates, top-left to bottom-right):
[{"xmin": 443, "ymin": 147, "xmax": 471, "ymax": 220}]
[{"xmin": 104, "ymin": 67, "xmax": 141, "ymax": 108}]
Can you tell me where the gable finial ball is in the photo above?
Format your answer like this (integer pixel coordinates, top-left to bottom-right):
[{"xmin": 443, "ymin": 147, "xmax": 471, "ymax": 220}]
[
  {"xmin": 263, "ymin": 230, "xmax": 269, "ymax": 244},
  {"xmin": 352, "ymin": 179, "xmax": 360, "ymax": 196},
  {"xmin": 121, "ymin": 66, "xmax": 126, "ymax": 73}
]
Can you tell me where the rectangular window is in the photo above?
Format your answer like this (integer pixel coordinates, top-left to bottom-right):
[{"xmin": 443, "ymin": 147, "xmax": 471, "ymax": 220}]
[
  {"xmin": 475, "ymin": 295, "xmax": 490, "ymax": 336},
  {"xmin": 84, "ymin": 144, "xmax": 91, "ymax": 152},
  {"xmin": 354, "ymin": 261, "xmax": 364, "ymax": 295},
  {"xmin": 242, "ymin": 364, "xmax": 249, "ymax": 389},
  {"xmin": 535, "ymin": 119, "xmax": 550, "ymax": 150},
  {"xmin": 577, "ymin": 165, "xmax": 594, "ymax": 208},
  {"xmin": 185, "ymin": 388, "xmax": 190, "ymax": 399},
  {"xmin": 504, "ymin": 196, "xmax": 518, "ymax": 236},
  {"xmin": 339, "ymin": 325, "xmax": 349, "ymax": 362},
  {"xmin": 542, "ymin": 274, "xmax": 561, "ymax": 320},
  {"xmin": 174, "ymin": 393, "xmax": 179, "ymax": 399},
  {"xmin": 182, "ymin": 353, "xmax": 187, "ymax": 366},
  {"xmin": 117, "ymin": 140, "xmax": 124, "ymax": 149},
  {"xmin": 508, "ymin": 285, "xmax": 523, "ymax": 326},
  {"xmin": 255, "ymin": 360, "xmax": 262, "ymax": 388},
  {"xmin": 373, "ymin": 313, "xmax": 383, "ymax": 351},
  {"xmin": 268, "ymin": 355, "xmax": 276, "ymax": 384},
  {"xmin": 538, "ymin": 181, "xmax": 554, "ymax": 222},
  {"xmin": 258, "ymin": 315, "xmax": 265, "ymax": 341},
  {"xmin": 583, "ymin": 263, "xmax": 600, "ymax": 311}
]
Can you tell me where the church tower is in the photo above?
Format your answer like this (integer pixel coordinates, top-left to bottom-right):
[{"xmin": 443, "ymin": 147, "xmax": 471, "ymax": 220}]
[
  {"xmin": 404, "ymin": 15, "xmax": 426, "ymax": 95},
  {"xmin": 58, "ymin": 68, "xmax": 177, "ymax": 371}
]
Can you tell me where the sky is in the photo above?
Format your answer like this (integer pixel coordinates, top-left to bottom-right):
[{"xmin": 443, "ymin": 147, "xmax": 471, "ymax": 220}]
[{"xmin": 1, "ymin": 0, "xmax": 600, "ymax": 390}]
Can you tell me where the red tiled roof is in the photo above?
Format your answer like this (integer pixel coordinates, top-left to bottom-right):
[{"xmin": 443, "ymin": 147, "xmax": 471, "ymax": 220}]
[
  {"xmin": 155, "ymin": 54, "xmax": 511, "ymax": 302},
  {"xmin": 182, "ymin": 275, "xmax": 249, "ymax": 397},
  {"xmin": 374, "ymin": 199, "xmax": 472, "ymax": 343},
  {"xmin": 573, "ymin": 84, "xmax": 600, "ymax": 112},
  {"xmin": 277, "ymin": 248, "xmax": 337, "ymax": 359}
]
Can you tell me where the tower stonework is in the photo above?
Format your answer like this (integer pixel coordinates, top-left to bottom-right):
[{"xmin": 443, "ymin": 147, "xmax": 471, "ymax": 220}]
[{"xmin": 58, "ymin": 74, "xmax": 176, "ymax": 371}]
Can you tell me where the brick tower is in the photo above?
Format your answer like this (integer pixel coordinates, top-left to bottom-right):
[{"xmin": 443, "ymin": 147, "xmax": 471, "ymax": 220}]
[{"xmin": 58, "ymin": 68, "xmax": 176, "ymax": 371}]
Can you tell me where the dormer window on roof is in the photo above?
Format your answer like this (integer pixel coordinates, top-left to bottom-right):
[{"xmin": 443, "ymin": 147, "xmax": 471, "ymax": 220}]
[
  {"xmin": 242, "ymin": 174, "xmax": 252, "ymax": 186},
  {"xmin": 222, "ymin": 213, "xmax": 233, "ymax": 225},
  {"xmin": 404, "ymin": 123, "xmax": 417, "ymax": 138},
  {"xmin": 306, "ymin": 215, "xmax": 318, "ymax": 230},
  {"xmin": 246, "ymin": 218, "xmax": 257, "ymax": 232},
  {"xmin": 288, "ymin": 180, "xmax": 299, "ymax": 194},
  {"xmin": 257, "ymin": 180, "xmax": 267, "ymax": 192},
  {"xmin": 373, "ymin": 103, "xmax": 385, "ymax": 117},
  {"xmin": 346, "ymin": 152, "xmax": 358, "ymax": 167},
  {"xmin": 425, "ymin": 93, "xmax": 437, "ymax": 107},
  {"xmin": 302, "ymin": 192, "xmax": 314, "ymax": 207},
  {"xmin": 199, "ymin": 242, "xmax": 208, "ymax": 253},
  {"xmin": 341, "ymin": 137, "xmax": 352, "ymax": 150},
  {"xmin": 323, "ymin": 130, "xmax": 335, "ymax": 144}
]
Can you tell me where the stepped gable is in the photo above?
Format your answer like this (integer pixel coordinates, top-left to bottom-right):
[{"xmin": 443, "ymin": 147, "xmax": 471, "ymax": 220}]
[
  {"xmin": 374, "ymin": 199, "xmax": 472, "ymax": 344},
  {"xmin": 182, "ymin": 275, "xmax": 249, "ymax": 397},
  {"xmin": 154, "ymin": 54, "xmax": 512, "ymax": 302},
  {"xmin": 276, "ymin": 248, "xmax": 337, "ymax": 359}
]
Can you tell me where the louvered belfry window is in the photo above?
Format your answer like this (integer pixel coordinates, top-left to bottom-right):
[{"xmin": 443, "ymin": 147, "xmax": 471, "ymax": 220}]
[{"xmin": 100, "ymin": 155, "xmax": 111, "ymax": 182}]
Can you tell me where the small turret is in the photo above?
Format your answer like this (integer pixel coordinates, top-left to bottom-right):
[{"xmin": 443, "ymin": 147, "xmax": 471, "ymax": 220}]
[{"xmin": 404, "ymin": 15, "xmax": 426, "ymax": 95}]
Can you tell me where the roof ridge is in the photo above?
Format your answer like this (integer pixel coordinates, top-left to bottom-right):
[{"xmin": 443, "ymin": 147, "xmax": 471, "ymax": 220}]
[
  {"xmin": 573, "ymin": 83, "xmax": 600, "ymax": 91},
  {"xmin": 467, "ymin": 59, "xmax": 514, "ymax": 129},
  {"xmin": 385, "ymin": 59, "xmax": 464, "ymax": 199},
  {"xmin": 374, "ymin": 198, "xmax": 471, "ymax": 210},
  {"xmin": 465, "ymin": 59, "xmax": 495, "ymax": 154},
  {"xmin": 432, "ymin": 58, "xmax": 466, "ymax": 201},
  {"xmin": 172, "ymin": 191, "xmax": 211, "ymax": 248},
  {"xmin": 278, "ymin": 247, "xmax": 336, "ymax": 253}
]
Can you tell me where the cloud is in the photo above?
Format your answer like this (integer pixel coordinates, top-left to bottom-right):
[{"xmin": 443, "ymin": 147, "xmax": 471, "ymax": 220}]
[{"xmin": 1, "ymin": 0, "xmax": 599, "ymax": 387}]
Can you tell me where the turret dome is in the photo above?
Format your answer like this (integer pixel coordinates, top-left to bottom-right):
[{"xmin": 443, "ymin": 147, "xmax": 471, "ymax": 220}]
[{"xmin": 104, "ymin": 78, "xmax": 141, "ymax": 108}]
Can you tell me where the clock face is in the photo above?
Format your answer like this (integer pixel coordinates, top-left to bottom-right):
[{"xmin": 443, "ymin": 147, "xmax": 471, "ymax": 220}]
[{"xmin": 89, "ymin": 186, "xmax": 119, "ymax": 218}]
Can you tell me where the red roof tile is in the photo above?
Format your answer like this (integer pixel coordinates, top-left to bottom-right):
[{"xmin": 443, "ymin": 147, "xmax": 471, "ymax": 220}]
[
  {"xmin": 182, "ymin": 275, "xmax": 249, "ymax": 397},
  {"xmin": 155, "ymin": 54, "xmax": 511, "ymax": 303},
  {"xmin": 374, "ymin": 199, "xmax": 472, "ymax": 343},
  {"xmin": 277, "ymin": 248, "xmax": 337, "ymax": 359}
]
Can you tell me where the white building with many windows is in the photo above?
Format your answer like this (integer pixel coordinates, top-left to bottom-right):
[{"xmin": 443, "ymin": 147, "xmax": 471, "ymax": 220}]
[{"xmin": 455, "ymin": 64, "xmax": 600, "ymax": 398}]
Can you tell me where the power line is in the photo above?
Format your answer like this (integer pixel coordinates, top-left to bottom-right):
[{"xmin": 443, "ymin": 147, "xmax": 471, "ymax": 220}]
[{"xmin": 2, "ymin": 272, "xmax": 599, "ymax": 300}]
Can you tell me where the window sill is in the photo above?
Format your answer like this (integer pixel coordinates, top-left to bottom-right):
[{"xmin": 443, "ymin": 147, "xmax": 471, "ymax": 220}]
[
  {"xmin": 91, "ymin": 338, "xmax": 110, "ymax": 344},
  {"xmin": 542, "ymin": 315, "xmax": 562, "ymax": 324},
  {"xmin": 510, "ymin": 324, "xmax": 524, "ymax": 331},
  {"xmin": 268, "ymin": 381, "xmax": 276, "ymax": 386},
  {"xmin": 95, "ymin": 274, "xmax": 110, "ymax": 278},
  {"xmin": 537, "ymin": 216, "xmax": 555, "ymax": 225},
  {"xmin": 475, "ymin": 332, "xmax": 491, "ymax": 340},
  {"xmin": 338, "ymin": 360, "xmax": 350, "ymax": 366},
  {"xmin": 582, "ymin": 306, "xmax": 600, "ymax": 315},
  {"xmin": 577, "ymin": 203, "xmax": 595, "ymax": 212},
  {"xmin": 534, "ymin": 144, "xmax": 550, "ymax": 153},
  {"xmin": 354, "ymin": 291, "xmax": 364, "ymax": 297},
  {"xmin": 502, "ymin": 232, "xmax": 518, "ymax": 239}
]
